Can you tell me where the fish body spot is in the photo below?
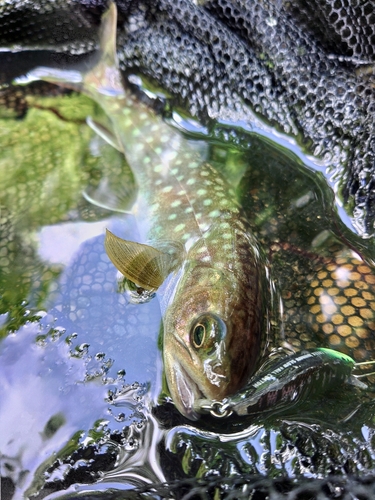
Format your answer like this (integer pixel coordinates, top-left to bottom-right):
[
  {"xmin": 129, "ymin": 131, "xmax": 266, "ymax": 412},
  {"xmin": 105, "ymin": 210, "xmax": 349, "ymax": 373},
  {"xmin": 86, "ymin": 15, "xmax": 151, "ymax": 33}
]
[
  {"xmin": 219, "ymin": 199, "xmax": 230, "ymax": 206},
  {"xmin": 162, "ymin": 186, "xmax": 173, "ymax": 193},
  {"xmin": 203, "ymin": 199, "xmax": 213, "ymax": 206},
  {"xmin": 171, "ymin": 200, "xmax": 182, "ymax": 207},
  {"xmin": 174, "ymin": 223, "xmax": 185, "ymax": 232},
  {"xmin": 168, "ymin": 213, "xmax": 177, "ymax": 220},
  {"xmin": 187, "ymin": 178, "xmax": 196, "ymax": 185},
  {"xmin": 197, "ymin": 247, "xmax": 207, "ymax": 254},
  {"xmin": 197, "ymin": 189, "xmax": 207, "ymax": 196},
  {"xmin": 167, "ymin": 151, "xmax": 178, "ymax": 161}
]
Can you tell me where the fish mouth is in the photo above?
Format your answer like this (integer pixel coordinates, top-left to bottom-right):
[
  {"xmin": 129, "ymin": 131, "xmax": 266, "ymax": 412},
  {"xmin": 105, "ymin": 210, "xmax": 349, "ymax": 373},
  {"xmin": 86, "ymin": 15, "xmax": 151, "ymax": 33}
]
[{"xmin": 174, "ymin": 363, "xmax": 205, "ymax": 421}]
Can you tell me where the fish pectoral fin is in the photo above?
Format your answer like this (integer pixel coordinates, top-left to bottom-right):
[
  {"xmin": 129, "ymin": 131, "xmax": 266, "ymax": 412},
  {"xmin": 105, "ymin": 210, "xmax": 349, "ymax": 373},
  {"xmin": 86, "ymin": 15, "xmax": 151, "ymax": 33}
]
[
  {"xmin": 105, "ymin": 229, "xmax": 176, "ymax": 291},
  {"xmin": 87, "ymin": 117, "xmax": 122, "ymax": 152}
]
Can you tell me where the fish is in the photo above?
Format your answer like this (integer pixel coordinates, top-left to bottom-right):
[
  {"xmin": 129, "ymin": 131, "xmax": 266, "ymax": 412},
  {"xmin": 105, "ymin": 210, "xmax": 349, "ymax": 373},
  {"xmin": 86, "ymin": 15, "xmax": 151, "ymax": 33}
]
[{"xmin": 21, "ymin": 3, "xmax": 273, "ymax": 420}]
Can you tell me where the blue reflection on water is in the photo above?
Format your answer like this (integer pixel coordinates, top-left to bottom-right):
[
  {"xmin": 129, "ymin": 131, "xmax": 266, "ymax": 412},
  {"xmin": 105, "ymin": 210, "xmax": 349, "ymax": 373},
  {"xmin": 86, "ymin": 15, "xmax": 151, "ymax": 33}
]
[{"xmin": 0, "ymin": 216, "xmax": 164, "ymax": 496}]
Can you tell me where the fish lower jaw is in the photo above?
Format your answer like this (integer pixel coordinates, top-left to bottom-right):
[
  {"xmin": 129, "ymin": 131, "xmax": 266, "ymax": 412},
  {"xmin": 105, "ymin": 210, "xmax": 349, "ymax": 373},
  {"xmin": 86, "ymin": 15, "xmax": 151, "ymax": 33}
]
[{"xmin": 174, "ymin": 363, "xmax": 205, "ymax": 421}]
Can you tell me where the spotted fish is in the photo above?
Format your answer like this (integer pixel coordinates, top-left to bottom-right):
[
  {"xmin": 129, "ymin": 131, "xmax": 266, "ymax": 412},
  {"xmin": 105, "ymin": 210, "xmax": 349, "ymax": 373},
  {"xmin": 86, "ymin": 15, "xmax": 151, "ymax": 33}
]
[{"xmin": 23, "ymin": 4, "xmax": 273, "ymax": 419}]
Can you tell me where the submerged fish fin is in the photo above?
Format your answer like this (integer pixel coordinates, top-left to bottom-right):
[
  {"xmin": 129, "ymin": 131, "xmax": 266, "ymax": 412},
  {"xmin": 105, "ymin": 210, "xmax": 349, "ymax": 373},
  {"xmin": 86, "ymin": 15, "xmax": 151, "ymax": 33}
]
[
  {"xmin": 82, "ymin": 190, "xmax": 133, "ymax": 214},
  {"xmin": 87, "ymin": 117, "xmax": 122, "ymax": 152},
  {"xmin": 105, "ymin": 229, "xmax": 177, "ymax": 290}
]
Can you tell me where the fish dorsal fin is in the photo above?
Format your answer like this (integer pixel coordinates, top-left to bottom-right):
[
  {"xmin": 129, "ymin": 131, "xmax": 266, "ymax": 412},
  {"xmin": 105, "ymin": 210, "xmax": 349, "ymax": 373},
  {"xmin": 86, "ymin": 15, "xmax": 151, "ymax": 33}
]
[{"xmin": 105, "ymin": 229, "xmax": 177, "ymax": 291}]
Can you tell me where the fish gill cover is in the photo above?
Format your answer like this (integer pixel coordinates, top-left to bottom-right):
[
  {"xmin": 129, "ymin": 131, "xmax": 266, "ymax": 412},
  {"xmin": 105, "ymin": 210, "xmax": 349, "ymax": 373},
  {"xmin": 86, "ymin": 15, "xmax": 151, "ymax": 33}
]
[{"xmin": 2, "ymin": 1, "xmax": 375, "ymax": 499}]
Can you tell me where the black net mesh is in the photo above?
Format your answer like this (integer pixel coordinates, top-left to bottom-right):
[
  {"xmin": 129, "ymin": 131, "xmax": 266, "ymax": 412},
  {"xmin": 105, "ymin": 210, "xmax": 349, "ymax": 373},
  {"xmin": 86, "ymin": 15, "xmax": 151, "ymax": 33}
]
[{"xmin": 90, "ymin": 475, "xmax": 375, "ymax": 500}]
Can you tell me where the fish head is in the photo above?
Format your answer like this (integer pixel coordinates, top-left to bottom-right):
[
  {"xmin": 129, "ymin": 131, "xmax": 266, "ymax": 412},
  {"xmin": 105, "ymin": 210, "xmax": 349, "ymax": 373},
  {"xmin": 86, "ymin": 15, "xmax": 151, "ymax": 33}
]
[{"xmin": 163, "ymin": 261, "xmax": 265, "ymax": 420}]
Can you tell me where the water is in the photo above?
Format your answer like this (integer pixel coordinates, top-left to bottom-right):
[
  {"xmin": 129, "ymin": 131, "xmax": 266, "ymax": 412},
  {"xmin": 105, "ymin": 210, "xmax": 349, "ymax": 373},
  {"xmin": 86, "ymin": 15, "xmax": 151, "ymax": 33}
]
[{"xmin": 1, "ymin": 88, "xmax": 375, "ymax": 499}]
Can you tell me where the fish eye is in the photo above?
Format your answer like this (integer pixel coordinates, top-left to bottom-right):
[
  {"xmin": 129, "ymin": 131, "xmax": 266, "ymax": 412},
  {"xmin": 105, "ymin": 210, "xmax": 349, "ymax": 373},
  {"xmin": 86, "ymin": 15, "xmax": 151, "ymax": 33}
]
[{"xmin": 190, "ymin": 313, "xmax": 227, "ymax": 351}]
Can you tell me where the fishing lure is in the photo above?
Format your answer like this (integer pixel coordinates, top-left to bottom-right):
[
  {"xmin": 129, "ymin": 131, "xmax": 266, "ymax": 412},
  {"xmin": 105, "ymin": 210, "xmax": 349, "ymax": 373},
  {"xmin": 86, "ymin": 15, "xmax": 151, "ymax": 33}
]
[{"xmin": 196, "ymin": 348, "xmax": 370, "ymax": 418}]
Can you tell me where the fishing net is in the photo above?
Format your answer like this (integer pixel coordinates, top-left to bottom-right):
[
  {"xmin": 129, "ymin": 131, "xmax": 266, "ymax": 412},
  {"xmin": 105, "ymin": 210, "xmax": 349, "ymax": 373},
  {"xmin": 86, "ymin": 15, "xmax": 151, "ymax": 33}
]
[
  {"xmin": 2, "ymin": 1, "xmax": 375, "ymax": 499},
  {"xmin": 72, "ymin": 475, "xmax": 375, "ymax": 500}
]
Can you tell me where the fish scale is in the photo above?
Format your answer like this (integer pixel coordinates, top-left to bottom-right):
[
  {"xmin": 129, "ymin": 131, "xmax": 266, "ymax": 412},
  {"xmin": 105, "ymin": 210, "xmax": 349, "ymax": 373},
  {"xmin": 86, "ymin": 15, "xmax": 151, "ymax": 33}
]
[{"xmin": 25, "ymin": 4, "xmax": 274, "ymax": 420}]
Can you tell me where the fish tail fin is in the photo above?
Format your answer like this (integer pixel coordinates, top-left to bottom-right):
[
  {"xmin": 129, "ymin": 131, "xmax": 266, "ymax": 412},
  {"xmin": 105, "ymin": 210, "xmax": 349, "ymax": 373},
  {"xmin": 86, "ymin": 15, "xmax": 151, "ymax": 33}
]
[
  {"xmin": 16, "ymin": 3, "xmax": 122, "ymax": 99},
  {"xmin": 82, "ymin": 2, "xmax": 123, "ymax": 98},
  {"xmin": 97, "ymin": 2, "xmax": 118, "ymax": 70}
]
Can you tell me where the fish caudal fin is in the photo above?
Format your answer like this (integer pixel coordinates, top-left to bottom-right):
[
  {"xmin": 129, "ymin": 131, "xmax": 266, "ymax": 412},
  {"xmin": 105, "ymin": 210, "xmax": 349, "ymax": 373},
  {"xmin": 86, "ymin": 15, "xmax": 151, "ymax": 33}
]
[
  {"xmin": 81, "ymin": 2, "xmax": 123, "ymax": 98},
  {"xmin": 97, "ymin": 2, "xmax": 118, "ymax": 70},
  {"xmin": 16, "ymin": 3, "xmax": 122, "ymax": 99}
]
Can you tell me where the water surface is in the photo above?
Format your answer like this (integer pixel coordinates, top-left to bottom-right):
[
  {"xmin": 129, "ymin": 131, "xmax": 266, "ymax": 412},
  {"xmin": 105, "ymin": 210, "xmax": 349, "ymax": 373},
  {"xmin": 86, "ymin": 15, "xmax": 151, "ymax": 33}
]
[{"xmin": 1, "ymin": 89, "xmax": 375, "ymax": 499}]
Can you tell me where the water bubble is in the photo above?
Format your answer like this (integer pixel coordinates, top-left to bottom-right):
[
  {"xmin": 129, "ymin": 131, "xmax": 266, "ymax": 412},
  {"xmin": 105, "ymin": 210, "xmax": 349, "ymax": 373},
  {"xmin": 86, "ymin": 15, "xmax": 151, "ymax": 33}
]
[
  {"xmin": 65, "ymin": 332, "xmax": 78, "ymax": 345},
  {"xmin": 50, "ymin": 326, "xmax": 66, "ymax": 341},
  {"xmin": 115, "ymin": 412, "xmax": 126, "ymax": 422},
  {"xmin": 124, "ymin": 437, "xmax": 138, "ymax": 451},
  {"xmin": 35, "ymin": 334, "xmax": 47, "ymax": 347},
  {"xmin": 72, "ymin": 343, "xmax": 90, "ymax": 358}
]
